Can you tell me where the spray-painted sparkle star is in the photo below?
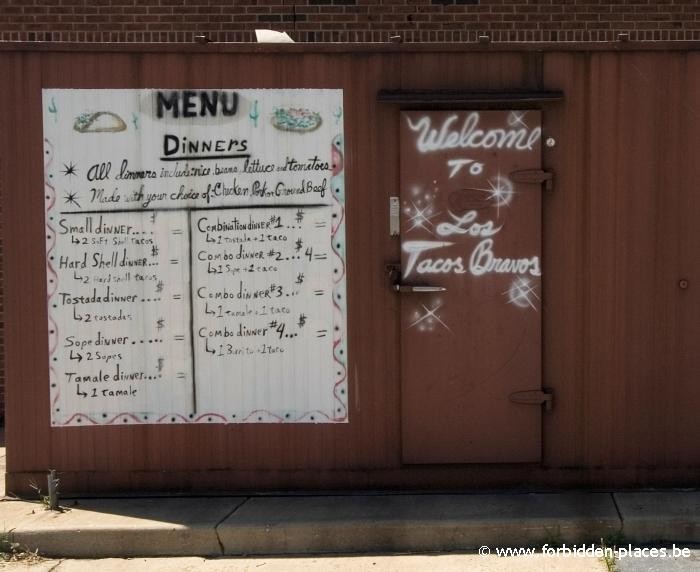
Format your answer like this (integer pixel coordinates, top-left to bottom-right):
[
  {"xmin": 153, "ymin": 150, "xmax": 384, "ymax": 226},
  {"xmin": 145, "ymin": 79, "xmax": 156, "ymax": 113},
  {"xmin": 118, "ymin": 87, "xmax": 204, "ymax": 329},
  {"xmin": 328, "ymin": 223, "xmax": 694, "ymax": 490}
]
[
  {"xmin": 470, "ymin": 174, "xmax": 515, "ymax": 218},
  {"xmin": 504, "ymin": 277, "xmax": 540, "ymax": 311},
  {"xmin": 406, "ymin": 201, "xmax": 441, "ymax": 235},
  {"xmin": 485, "ymin": 175, "xmax": 514, "ymax": 211},
  {"xmin": 63, "ymin": 191, "xmax": 81, "ymax": 209},
  {"xmin": 408, "ymin": 302, "xmax": 452, "ymax": 333},
  {"xmin": 507, "ymin": 110, "xmax": 528, "ymax": 129},
  {"xmin": 61, "ymin": 162, "xmax": 78, "ymax": 177}
]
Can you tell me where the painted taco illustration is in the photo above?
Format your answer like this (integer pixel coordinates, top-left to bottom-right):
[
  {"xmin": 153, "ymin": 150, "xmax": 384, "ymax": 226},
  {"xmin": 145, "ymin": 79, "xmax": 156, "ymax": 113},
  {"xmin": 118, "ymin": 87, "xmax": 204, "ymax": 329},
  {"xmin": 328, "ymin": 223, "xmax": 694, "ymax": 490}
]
[
  {"xmin": 271, "ymin": 107, "xmax": 322, "ymax": 132},
  {"xmin": 73, "ymin": 111, "xmax": 127, "ymax": 133}
]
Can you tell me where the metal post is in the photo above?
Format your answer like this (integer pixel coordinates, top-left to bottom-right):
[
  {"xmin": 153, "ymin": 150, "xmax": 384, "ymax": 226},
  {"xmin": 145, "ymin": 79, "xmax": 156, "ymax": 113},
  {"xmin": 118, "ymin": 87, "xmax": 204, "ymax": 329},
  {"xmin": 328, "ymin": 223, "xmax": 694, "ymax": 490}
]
[{"xmin": 47, "ymin": 469, "xmax": 59, "ymax": 511}]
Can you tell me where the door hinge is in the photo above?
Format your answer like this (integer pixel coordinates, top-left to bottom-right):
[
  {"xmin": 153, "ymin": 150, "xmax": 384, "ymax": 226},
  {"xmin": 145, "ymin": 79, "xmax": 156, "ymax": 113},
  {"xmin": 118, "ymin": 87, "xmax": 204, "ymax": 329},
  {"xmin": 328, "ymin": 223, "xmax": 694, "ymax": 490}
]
[
  {"xmin": 509, "ymin": 389, "xmax": 553, "ymax": 412},
  {"xmin": 510, "ymin": 169, "xmax": 554, "ymax": 193}
]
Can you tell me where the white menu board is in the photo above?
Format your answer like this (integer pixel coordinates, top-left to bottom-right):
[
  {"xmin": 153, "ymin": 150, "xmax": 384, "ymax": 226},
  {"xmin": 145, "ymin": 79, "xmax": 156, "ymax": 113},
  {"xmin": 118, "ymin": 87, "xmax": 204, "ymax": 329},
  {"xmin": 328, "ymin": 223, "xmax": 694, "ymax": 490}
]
[{"xmin": 43, "ymin": 89, "xmax": 347, "ymax": 425}]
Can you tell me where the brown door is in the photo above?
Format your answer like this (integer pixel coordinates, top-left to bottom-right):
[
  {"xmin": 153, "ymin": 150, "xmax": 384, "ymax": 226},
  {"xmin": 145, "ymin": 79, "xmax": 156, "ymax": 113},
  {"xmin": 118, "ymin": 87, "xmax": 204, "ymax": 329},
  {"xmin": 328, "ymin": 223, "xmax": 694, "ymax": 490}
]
[{"xmin": 399, "ymin": 110, "xmax": 544, "ymax": 463}]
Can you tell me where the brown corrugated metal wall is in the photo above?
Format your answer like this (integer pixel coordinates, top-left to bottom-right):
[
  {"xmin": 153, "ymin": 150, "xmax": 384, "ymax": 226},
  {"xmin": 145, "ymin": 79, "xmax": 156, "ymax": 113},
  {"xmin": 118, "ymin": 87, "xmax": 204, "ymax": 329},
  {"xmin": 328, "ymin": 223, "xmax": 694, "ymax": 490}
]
[{"xmin": 1, "ymin": 44, "xmax": 699, "ymax": 494}]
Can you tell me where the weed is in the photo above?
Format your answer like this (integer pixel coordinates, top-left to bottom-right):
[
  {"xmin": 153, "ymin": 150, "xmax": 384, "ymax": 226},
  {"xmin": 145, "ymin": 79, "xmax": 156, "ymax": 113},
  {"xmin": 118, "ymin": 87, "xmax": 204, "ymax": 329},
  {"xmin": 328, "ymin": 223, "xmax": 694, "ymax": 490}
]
[
  {"xmin": 600, "ymin": 537, "xmax": 618, "ymax": 572},
  {"xmin": 28, "ymin": 480, "xmax": 52, "ymax": 510},
  {"xmin": 0, "ymin": 529, "xmax": 41, "ymax": 563}
]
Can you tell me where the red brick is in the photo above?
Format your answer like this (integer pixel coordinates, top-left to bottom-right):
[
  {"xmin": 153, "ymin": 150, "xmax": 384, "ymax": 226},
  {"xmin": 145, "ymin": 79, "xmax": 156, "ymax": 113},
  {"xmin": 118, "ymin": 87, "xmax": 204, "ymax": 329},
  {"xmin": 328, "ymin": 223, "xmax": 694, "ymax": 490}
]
[{"xmin": 0, "ymin": 4, "xmax": 695, "ymax": 46}]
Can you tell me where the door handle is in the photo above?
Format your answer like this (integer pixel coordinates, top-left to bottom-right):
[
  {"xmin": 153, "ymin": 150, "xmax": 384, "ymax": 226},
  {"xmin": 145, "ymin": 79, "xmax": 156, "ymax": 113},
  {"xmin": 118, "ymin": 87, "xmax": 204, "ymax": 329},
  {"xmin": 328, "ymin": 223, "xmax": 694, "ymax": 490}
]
[
  {"xmin": 394, "ymin": 284, "xmax": 447, "ymax": 294},
  {"xmin": 386, "ymin": 264, "xmax": 447, "ymax": 294}
]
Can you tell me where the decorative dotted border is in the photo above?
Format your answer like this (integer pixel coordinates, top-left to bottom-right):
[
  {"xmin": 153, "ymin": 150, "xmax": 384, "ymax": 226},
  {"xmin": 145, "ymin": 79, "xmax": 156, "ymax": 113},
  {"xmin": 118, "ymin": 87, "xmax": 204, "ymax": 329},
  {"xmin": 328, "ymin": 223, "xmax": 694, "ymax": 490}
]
[
  {"xmin": 45, "ymin": 138, "xmax": 62, "ymax": 423},
  {"xmin": 329, "ymin": 132, "xmax": 348, "ymax": 421}
]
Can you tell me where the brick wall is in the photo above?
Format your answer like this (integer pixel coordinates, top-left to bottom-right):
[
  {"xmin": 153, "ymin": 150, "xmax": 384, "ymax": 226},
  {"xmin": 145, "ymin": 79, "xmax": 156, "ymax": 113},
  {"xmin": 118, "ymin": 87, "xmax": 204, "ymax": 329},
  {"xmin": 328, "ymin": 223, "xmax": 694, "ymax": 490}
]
[{"xmin": 0, "ymin": 0, "xmax": 699, "ymax": 44}]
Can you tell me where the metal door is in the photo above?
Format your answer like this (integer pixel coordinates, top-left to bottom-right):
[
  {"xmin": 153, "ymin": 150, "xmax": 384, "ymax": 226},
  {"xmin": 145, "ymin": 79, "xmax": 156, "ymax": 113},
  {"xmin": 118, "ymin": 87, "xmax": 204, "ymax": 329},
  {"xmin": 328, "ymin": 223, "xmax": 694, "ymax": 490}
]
[{"xmin": 397, "ymin": 110, "xmax": 545, "ymax": 463}]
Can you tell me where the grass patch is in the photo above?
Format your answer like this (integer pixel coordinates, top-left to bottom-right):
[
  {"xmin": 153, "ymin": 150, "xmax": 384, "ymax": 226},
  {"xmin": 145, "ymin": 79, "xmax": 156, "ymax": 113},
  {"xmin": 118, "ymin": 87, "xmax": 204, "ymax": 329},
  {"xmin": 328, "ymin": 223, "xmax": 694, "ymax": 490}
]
[
  {"xmin": 599, "ymin": 534, "xmax": 625, "ymax": 572},
  {"xmin": 0, "ymin": 530, "xmax": 41, "ymax": 563}
]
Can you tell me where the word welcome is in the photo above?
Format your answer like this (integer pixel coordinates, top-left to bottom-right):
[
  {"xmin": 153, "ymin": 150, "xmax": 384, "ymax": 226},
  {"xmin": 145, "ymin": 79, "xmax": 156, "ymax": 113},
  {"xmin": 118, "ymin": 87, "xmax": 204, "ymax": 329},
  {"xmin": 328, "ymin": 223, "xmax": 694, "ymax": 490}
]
[{"xmin": 407, "ymin": 112, "xmax": 541, "ymax": 153}]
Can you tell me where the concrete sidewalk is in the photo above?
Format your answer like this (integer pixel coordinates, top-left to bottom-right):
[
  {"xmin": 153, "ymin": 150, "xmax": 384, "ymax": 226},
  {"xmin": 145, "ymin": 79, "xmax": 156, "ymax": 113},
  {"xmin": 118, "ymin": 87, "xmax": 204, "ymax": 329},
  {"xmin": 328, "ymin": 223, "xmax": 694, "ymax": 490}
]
[
  {"xmin": 0, "ymin": 490, "xmax": 698, "ymax": 558},
  {"xmin": 1, "ymin": 435, "xmax": 699, "ymax": 559},
  {"xmin": 0, "ymin": 554, "xmax": 611, "ymax": 572}
]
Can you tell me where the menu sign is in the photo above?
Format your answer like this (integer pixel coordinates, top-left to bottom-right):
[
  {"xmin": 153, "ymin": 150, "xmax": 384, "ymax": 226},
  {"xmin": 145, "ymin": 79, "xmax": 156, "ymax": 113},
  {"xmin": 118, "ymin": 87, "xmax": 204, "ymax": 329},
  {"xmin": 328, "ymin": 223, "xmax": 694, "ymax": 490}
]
[{"xmin": 43, "ymin": 89, "xmax": 347, "ymax": 425}]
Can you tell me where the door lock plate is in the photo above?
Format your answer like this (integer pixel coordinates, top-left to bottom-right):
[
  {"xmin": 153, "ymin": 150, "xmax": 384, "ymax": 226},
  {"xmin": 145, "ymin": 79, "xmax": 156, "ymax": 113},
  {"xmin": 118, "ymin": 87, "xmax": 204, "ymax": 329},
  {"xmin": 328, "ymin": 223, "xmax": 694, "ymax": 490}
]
[{"xmin": 389, "ymin": 196, "xmax": 400, "ymax": 236}]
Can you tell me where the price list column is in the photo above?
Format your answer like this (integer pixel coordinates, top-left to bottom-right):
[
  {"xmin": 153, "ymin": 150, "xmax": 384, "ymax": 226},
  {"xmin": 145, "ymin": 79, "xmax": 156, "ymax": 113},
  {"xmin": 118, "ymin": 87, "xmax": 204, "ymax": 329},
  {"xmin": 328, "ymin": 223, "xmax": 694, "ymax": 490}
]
[
  {"xmin": 190, "ymin": 207, "xmax": 334, "ymax": 421},
  {"xmin": 48, "ymin": 210, "xmax": 194, "ymax": 424}
]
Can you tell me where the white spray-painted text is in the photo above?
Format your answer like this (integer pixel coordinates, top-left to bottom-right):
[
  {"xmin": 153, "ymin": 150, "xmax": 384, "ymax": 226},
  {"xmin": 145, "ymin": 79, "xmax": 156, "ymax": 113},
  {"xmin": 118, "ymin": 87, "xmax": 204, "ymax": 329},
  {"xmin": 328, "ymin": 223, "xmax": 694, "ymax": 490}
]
[{"xmin": 407, "ymin": 112, "xmax": 541, "ymax": 154}]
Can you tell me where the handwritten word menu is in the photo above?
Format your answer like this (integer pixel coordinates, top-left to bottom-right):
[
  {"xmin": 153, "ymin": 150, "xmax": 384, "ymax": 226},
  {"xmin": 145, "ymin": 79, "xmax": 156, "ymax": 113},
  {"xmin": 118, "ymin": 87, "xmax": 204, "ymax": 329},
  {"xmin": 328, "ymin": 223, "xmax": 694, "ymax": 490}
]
[{"xmin": 44, "ymin": 89, "xmax": 347, "ymax": 425}]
